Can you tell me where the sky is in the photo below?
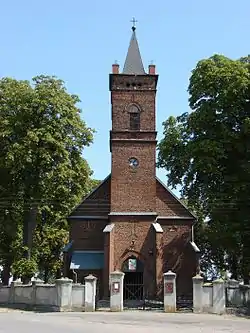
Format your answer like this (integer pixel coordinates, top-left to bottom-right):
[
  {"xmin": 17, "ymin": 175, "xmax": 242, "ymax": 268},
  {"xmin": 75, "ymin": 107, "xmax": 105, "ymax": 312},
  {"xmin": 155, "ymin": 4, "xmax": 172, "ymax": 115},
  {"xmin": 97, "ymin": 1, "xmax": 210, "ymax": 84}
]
[{"xmin": 1, "ymin": 0, "xmax": 250, "ymax": 196}]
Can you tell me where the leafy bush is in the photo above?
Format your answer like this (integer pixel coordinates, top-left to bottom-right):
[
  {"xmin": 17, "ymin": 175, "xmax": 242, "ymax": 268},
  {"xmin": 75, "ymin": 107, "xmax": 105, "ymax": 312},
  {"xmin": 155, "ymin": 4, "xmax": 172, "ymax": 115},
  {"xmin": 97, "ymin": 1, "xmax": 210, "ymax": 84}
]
[{"xmin": 12, "ymin": 258, "xmax": 38, "ymax": 279}]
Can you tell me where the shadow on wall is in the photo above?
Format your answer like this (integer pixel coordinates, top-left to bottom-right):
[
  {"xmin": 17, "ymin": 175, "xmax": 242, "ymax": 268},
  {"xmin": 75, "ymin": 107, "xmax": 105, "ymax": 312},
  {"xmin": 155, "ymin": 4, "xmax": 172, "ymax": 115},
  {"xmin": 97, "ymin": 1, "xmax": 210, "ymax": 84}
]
[
  {"xmin": 118, "ymin": 222, "xmax": 196, "ymax": 299},
  {"xmin": 117, "ymin": 221, "xmax": 156, "ymax": 298},
  {"xmin": 140, "ymin": 222, "xmax": 156, "ymax": 297},
  {"xmin": 163, "ymin": 231, "xmax": 196, "ymax": 296}
]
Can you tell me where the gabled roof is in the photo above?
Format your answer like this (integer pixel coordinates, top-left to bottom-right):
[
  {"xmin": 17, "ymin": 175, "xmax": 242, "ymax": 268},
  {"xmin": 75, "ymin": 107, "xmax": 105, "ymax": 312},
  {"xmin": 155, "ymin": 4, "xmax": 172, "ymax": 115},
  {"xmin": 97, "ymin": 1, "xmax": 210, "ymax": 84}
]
[
  {"xmin": 123, "ymin": 27, "xmax": 146, "ymax": 75},
  {"xmin": 68, "ymin": 174, "xmax": 196, "ymax": 220},
  {"xmin": 156, "ymin": 177, "xmax": 197, "ymax": 219},
  {"xmin": 68, "ymin": 174, "xmax": 111, "ymax": 218}
]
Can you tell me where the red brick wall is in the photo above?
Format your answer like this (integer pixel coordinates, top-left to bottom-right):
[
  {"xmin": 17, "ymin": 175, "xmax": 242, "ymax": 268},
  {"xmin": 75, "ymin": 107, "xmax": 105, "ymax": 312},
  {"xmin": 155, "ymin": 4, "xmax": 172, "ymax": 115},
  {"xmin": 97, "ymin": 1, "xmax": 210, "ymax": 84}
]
[
  {"xmin": 161, "ymin": 220, "xmax": 196, "ymax": 295},
  {"xmin": 111, "ymin": 218, "xmax": 156, "ymax": 296},
  {"xmin": 68, "ymin": 177, "xmax": 111, "ymax": 251},
  {"xmin": 110, "ymin": 75, "xmax": 157, "ymax": 213},
  {"xmin": 103, "ymin": 230, "xmax": 115, "ymax": 298},
  {"xmin": 109, "ymin": 217, "xmax": 196, "ymax": 297},
  {"xmin": 156, "ymin": 180, "xmax": 193, "ymax": 217},
  {"xmin": 70, "ymin": 220, "xmax": 107, "ymax": 251},
  {"xmin": 110, "ymin": 76, "xmax": 157, "ymax": 132},
  {"xmin": 111, "ymin": 142, "xmax": 156, "ymax": 212}
]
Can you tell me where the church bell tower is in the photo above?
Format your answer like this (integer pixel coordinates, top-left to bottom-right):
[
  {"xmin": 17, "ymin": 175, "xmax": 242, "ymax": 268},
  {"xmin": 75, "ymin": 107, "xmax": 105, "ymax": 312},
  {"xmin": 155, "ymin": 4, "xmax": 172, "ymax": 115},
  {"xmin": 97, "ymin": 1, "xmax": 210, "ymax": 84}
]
[{"xmin": 109, "ymin": 23, "xmax": 158, "ymax": 214}]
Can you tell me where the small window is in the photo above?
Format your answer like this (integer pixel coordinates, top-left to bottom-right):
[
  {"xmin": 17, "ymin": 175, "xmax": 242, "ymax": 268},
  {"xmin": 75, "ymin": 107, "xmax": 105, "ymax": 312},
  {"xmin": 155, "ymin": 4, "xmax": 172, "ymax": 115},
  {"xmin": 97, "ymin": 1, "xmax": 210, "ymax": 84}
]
[
  {"xmin": 128, "ymin": 104, "xmax": 141, "ymax": 130},
  {"xmin": 129, "ymin": 104, "xmax": 140, "ymax": 113},
  {"xmin": 130, "ymin": 112, "xmax": 140, "ymax": 130}
]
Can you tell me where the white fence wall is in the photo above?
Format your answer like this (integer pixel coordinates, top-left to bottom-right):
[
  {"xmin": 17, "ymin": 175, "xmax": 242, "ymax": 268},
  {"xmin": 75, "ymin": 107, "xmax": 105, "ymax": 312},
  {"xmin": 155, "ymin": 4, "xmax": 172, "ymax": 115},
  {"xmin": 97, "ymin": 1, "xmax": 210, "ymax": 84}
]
[
  {"xmin": 0, "ymin": 287, "xmax": 9, "ymax": 303},
  {"xmin": 226, "ymin": 280, "xmax": 250, "ymax": 308},
  {"xmin": 193, "ymin": 276, "xmax": 250, "ymax": 315},
  {"xmin": 35, "ymin": 284, "xmax": 57, "ymax": 306},
  {"xmin": 0, "ymin": 278, "xmax": 85, "ymax": 311},
  {"xmin": 14, "ymin": 285, "xmax": 33, "ymax": 304},
  {"xmin": 202, "ymin": 284, "xmax": 213, "ymax": 312},
  {"xmin": 71, "ymin": 284, "xmax": 85, "ymax": 310}
]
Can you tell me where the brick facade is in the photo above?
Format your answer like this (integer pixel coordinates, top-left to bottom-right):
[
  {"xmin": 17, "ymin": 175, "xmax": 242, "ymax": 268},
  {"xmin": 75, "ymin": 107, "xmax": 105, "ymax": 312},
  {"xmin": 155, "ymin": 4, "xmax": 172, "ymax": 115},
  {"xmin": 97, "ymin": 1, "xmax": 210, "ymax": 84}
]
[{"xmin": 67, "ymin": 28, "xmax": 198, "ymax": 300}]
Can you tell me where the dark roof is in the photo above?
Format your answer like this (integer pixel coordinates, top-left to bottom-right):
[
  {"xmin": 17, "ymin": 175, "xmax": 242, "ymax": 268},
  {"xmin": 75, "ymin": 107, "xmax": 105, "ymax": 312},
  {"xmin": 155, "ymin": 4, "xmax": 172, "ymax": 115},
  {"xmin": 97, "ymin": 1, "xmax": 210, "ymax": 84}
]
[
  {"xmin": 68, "ymin": 175, "xmax": 111, "ymax": 218},
  {"xmin": 68, "ymin": 174, "xmax": 195, "ymax": 220},
  {"xmin": 156, "ymin": 177, "xmax": 197, "ymax": 219},
  {"xmin": 123, "ymin": 28, "xmax": 146, "ymax": 75}
]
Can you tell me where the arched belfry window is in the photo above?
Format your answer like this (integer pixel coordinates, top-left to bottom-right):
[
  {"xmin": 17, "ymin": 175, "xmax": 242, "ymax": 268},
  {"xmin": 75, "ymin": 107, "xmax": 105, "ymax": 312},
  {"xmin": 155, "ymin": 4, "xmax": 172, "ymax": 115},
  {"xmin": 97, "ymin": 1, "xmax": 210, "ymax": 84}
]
[{"xmin": 128, "ymin": 104, "xmax": 140, "ymax": 130}]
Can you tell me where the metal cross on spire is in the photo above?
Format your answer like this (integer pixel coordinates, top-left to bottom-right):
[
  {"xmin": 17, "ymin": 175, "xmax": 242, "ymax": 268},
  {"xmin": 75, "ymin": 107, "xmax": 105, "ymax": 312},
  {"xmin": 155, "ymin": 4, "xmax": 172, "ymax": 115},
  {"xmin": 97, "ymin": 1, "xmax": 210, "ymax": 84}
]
[
  {"xmin": 130, "ymin": 17, "xmax": 138, "ymax": 31},
  {"xmin": 123, "ymin": 17, "xmax": 145, "ymax": 74}
]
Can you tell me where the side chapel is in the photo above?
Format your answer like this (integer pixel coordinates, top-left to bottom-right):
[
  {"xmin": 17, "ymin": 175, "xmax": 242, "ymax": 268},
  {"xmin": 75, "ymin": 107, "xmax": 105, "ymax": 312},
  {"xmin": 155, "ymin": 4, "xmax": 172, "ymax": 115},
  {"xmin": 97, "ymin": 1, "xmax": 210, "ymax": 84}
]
[{"xmin": 65, "ymin": 24, "xmax": 200, "ymax": 300}]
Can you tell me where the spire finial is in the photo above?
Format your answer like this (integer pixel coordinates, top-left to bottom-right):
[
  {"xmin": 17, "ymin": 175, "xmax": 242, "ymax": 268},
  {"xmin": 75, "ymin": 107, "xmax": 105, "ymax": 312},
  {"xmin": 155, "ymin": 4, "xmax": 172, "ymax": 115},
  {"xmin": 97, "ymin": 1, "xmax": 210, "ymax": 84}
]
[
  {"xmin": 123, "ymin": 18, "xmax": 145, "ymax": 75},
  {"xmin": 130, "ymin": 17, "xmax": 137, "ymax": 31}
]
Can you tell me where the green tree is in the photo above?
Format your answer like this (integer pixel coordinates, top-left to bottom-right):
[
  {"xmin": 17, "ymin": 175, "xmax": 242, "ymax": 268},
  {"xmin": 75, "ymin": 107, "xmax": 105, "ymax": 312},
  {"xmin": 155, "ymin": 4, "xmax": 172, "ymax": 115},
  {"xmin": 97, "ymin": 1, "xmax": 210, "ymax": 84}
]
[
  {"xmin": 0, "ymin": 210, "xmax": 23, "ymax": 284},
  {"xmin": 32, "ymin": 223, "xmax": 68, "ymax": 283},
  {"xmin": 158, "ymin": 55, "xmax": 250, "ymax": 282},
  {"xmin": 0, "ymin": 76, "xmax": 94, "ymax": 280},
  {"xmin": 180, "ymin": 198, "xmax": 225, "ymax": 280},
  {"xmin": 87, "ymin": 178, "xmax": 102, "ymax": 193}
]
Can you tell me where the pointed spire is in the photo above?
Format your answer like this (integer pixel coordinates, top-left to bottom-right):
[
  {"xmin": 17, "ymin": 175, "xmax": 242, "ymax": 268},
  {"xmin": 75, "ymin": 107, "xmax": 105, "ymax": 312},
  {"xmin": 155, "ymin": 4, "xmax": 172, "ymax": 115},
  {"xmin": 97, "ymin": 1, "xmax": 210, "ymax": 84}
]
[{"xmin": 123, "ymin": 21, "xmax": 146, "ymax": 75}]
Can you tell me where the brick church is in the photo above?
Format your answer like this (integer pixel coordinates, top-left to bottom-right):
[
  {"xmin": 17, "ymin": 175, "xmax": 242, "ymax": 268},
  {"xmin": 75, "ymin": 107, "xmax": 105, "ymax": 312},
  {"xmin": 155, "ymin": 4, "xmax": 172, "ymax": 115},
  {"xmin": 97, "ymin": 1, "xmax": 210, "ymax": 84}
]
[{"xmin": 65, "ymin": 25, "xmax": 200, "ymax": 300}]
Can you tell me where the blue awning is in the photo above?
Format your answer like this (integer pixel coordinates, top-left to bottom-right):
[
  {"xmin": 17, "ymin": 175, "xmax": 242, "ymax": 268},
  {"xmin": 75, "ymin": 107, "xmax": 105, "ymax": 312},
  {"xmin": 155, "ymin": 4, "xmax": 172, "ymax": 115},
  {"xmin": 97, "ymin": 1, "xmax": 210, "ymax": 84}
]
[{"xmin": 70, "ymin": 251, "xmax": 104, "ymax": 270}]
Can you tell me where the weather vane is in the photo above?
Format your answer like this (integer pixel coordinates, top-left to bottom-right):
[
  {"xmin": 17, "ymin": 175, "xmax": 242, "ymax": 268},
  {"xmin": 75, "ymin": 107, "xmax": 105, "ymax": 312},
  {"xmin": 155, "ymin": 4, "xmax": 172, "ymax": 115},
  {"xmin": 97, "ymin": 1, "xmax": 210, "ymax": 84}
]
[{"xmin": 130, "ymin": 17, "xmax": 138, "ymax": 31}]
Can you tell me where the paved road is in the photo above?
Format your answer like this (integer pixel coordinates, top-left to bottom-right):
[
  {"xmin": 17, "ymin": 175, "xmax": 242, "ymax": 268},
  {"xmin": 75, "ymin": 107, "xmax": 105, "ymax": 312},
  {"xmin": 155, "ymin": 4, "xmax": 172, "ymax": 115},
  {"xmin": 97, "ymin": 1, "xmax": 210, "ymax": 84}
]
[{"xmin": 0, "ymin": 311, "xmax": 249, "ymax": 333}]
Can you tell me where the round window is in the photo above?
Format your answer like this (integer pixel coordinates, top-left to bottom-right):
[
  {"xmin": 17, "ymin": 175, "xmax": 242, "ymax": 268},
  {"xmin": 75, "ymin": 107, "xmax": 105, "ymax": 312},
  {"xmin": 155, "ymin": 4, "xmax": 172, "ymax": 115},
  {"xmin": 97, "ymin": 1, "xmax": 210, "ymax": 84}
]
[{"xmin": 128, "ymin": 157, "xmax": 139, "ymax": 168}]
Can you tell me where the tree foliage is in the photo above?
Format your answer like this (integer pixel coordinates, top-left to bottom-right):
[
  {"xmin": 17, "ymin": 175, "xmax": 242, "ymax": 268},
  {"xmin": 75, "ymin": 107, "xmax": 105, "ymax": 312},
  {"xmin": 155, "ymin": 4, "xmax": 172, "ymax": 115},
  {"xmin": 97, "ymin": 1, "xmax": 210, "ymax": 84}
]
[
  {"xmin": 87, "ymin": 178, "xmax": 102, "ymax": 193},
  {"xmin": 0, "ymin": 75, "xmax": 94, "ymax": 282},
  {"xmin": 12, "ymin": 258, "xmax": 38, "ymax": 281},
  {"xmin": 33, "ymin": 224, "xmax": 68, "ymax": 282},
  {"xmin": 158, "ymin": 55, "xmax": 250, "ymax": 282}
]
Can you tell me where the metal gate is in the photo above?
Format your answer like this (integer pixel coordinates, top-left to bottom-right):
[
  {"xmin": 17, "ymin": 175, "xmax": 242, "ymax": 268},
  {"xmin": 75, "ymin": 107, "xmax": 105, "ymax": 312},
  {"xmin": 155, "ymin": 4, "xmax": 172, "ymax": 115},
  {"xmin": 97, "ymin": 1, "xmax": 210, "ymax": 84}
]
[
  {"xmin": 122, "ymin": 256, "xmax": 163, "ymax": 310},
  {"xmin": 124, "ymin": 272, "xmax": 144, "ymax": 300},
  {"xmin": 176, "ymin": 294, "xmax": 193, "ymax": 312},
  {"xmin": 123, "ymin": 272, "xmax": 164, "ymax": 310},
  {"xmin": 123, "ymin": 271, "xmax": 145, "ymax": 309}
]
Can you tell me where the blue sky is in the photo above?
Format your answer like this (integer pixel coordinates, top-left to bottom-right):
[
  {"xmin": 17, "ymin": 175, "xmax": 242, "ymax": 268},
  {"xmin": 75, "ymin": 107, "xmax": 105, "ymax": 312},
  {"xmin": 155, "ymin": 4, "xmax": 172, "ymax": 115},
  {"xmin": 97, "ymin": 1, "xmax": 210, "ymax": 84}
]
[{"xmin": 1, "ymin": 0, "xmax": 250, "ymax": 195}]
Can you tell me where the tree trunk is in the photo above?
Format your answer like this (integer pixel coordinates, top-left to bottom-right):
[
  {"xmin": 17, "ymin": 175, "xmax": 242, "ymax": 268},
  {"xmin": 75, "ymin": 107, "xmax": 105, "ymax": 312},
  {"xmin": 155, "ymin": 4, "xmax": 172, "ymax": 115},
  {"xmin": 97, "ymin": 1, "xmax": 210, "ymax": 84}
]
[
  {"xmin": 23, "ymin": 205, "xmax": 38, "ymax": 259},
  {"xmin": 229, "ymin": 254, "xmax": 238, "ymax": 280},
  {"xmin": 1, "ymin": 264, "xmax": 11, "ymax": 286},
  {"xmin": 44, "ymin": 268, "xmax": 49, "ymax": 284},
  {"xmin": 56, "ymin": 268, "xmax": 62, "ymax": 279},
  {"xmin": 241, "ymin": 234, "xmax": 250, "ymax": 285},
  {"xmin": 23, "ymin": 217, "xmax": 31, "ymax": 260},
  {"xmin": 21, "ymin": 276, "xmax": 31, "ymax": 285}
]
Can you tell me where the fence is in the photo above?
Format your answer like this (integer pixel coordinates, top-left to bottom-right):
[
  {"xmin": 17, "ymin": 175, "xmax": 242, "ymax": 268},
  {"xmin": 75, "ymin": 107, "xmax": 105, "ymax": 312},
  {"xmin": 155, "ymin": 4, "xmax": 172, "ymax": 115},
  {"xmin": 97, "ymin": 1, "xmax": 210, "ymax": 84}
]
[
  {"xmin": 0, "ymin": 278, "xmax": 85, "ymax": 312},
  {"xmin": 1, "ymin": 273, "xmax": 249, "ymax": 314},
  {"xmin": 225, "ymin": 279, "xmax": 250, "ymax": 315},
  {"xmin": 193, "ymin": 275, "xmax": 250, "ymax": 315}
]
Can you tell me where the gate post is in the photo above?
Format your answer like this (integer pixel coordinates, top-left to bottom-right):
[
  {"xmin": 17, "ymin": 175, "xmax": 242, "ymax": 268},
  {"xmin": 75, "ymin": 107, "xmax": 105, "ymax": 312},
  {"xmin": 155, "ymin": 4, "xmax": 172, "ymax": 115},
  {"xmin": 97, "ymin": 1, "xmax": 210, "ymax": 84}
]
[
  {"xmin": 163, "ymin": 270, "xmax": 176, "ymax": 312},
  {"xmin": 84, "ymin": 274, "xmax": 97, "ymax": 312},
  {"xmin": 192, "ymin": 274, "xmax": 204, "ymax": 313},
  {"xmin": 110, "ymin": 270, "xmax": 124, "ymax": 312},
  {"xmin": 55, "ymin": 277, "xmax": 73, "ymax": 311}
]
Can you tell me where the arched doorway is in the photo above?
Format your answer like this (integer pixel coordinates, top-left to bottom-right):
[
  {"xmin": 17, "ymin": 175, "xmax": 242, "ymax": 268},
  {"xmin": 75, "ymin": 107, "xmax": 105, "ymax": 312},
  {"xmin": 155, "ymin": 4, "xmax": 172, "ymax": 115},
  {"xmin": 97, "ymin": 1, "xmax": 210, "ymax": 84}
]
[{"xmin": 122, "ymin": 256, "xmax": 144, "ymax": 301}]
